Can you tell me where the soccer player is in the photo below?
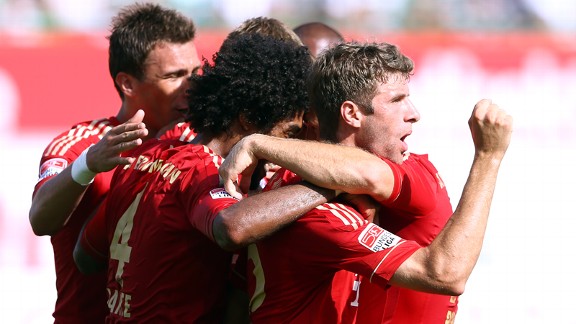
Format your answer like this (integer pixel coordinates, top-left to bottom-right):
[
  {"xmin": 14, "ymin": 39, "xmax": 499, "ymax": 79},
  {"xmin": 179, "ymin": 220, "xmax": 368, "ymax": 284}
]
[
  {"xmin": 73, "ymin": 33, "xmax": 336, "ymax": 322},
  {"xmin": 295, "ymin": 22, "xmax": 460, "ymax": 323},
  {"xmin": 218, "ymin": 41, "xmax": 513, "ymax": 322},
  {"xmin": 28, "ymin": 3, "xmax": 200, "ymax": 323}
]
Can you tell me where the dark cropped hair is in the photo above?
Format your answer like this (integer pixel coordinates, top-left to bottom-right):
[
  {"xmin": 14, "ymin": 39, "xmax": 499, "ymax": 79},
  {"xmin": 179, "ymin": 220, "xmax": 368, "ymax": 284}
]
[
  {"xmin": 308, "ymin": 41, "xmax": 414, "ymax": 142},
  {"xmin": 229, "ymin": 16, "xmax": 303, "ymax": 46},
  {"xmin": 186, "ymin": 33, "xmax": 312, "ymax": 138},
  {"xmin": 108, "ymin": 3, "xmax": 196, "ymax": 98}
]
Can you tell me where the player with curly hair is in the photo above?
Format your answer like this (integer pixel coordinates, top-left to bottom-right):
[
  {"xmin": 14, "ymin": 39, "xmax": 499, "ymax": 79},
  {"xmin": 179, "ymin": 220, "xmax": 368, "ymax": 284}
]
[
  {"xmin": 186, "ymin": 32, "xmax": 308, "ymax": 139},
  {"xmin": 73, "ymin": 33, "xmax": 335, "ymax": 322}
]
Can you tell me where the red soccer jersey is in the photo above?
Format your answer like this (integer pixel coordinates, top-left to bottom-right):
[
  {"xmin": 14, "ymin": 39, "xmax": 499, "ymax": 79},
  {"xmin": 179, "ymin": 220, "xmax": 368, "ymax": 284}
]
[
  {"xmin": 246, "ymin": 170, "xmax": 421, "ymax": 324},
  {"xmin": 81, "ymin": 139, "xmax": 238, "ymax": 323},
  {"xmin": 158, "ymin": 121, "xmax": 196, "ymax": 142},
  {"xmin": 356, "ymin": 153, "xmax": 458, "ymax": 324},
  {"xmin": 33, "ymin": 117, "xmax": 120, "ymax": 324}
]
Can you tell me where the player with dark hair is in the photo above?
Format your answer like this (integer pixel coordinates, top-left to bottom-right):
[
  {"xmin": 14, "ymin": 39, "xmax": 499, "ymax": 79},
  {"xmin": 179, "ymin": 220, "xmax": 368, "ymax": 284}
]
[
  {"xmin": 218, "ymin": 41, "xmax": 512, "ymax": 322},
  {"xmin": 229, "ymin": 16, "xmax": 303, "ymax": 46},
  {"xmin": 293, "ymin": 22, "xmax": 461, "ymax": 323},
  {"xmin": 28, "ymin": 3, "xmax": 200, "ymax": 323},
  {"xmin": 73, "ymin": 33, "xmax": 333, "ymax": 322},
  {"xmin": 160, "ymin": 16, "xmax": 304, "ymax": 143}
]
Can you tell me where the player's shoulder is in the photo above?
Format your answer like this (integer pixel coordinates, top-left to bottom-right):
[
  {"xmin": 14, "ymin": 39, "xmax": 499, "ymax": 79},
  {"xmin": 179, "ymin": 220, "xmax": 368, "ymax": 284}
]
[
  {"xmin": 128, "ymin": 139, "xmax": 197, "ymax": 168},
  {"xmin": 170, "ymin": 143, "xmax": 224, "ymax": 168},
  {"xmin": 403, "ymin": 152, "xmax": 443, "ymax": 182},
  {"xmin": 55, "ymin": 116, "xmax": 119, "ymax": 140},
  {"xmin": 42, "ymin": 116, "xmax": 119, "ymax": 157},
  {"xmin": 129, "ymin": 141, "xmax": 223, "ymax": 177},
  {"xmin": 158, "ymin": 121, "xmax": 196, "ymax": 143},
  {"xmin": 305, "ymin": 202, "xmax": 369, "ymax": 232},
  {"xmin": 404, "ymin": 152, "xmax": 435, "ymax": 169}
]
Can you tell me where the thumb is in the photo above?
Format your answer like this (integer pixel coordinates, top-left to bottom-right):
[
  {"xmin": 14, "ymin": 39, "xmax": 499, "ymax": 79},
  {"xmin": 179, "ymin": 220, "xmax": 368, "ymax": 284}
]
[
  {"xmin": 222, "ymin": 177, "xmax": 244, "ymax": 200},
  {"xmin": 127, "ymin": 109, "xmax": 145, "ymax": 124}
]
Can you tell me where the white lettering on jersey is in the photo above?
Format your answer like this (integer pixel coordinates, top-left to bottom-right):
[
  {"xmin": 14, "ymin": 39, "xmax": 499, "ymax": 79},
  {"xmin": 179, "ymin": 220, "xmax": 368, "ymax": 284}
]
[
  {"xmin": 358, "ymin": 223, "xmax": 401, "ymax": 252},
  {"xmin": 38, "ymin": 158, "xmax": 68, "ymax": 182},
  {"xmin": 130, "ymin": 154, "xmax": 182, "ymax": 184},
  {"xmin": 107, "ymin": 288, "xmax": 131, "ymax": 318}
]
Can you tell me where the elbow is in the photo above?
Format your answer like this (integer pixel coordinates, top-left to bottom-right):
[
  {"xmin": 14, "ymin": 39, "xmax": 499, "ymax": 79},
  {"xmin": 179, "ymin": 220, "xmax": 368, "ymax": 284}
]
[
  {"xmin": 429, "ymin": 265, "xmax": 469, "ymax": 296},
  {"xmin": 451, "ymin": 283, "xmax": 466, "ymax": 296},
  {"xmin": 29, "ymin": 210, "xmax": 55, "ymax": 237},
  {"xmin": 212, "ymin": 211, "xmax": 249, "ymax": 252},
  {"xmin": 30, "ymin": 224, "xmax": 54, "ymax": 237},
  {"xmin": 439, "ymin": 278, "xmax": 466, "ymax": 296}
]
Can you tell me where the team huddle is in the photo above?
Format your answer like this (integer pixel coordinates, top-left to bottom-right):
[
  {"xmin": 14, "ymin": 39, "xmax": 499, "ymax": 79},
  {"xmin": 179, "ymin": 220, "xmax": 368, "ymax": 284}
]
[{"xmin": 29, "ymin": 3, "xmax": 513, "ymax": 324}]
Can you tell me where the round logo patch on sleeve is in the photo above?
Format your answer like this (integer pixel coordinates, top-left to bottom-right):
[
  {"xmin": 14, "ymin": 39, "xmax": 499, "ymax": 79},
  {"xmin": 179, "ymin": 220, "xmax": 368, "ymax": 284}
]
[
  {"xmin": 38, "ymin": 158, "xmax": 68, "ymax": 181},
  {"xmin": 209, "ymin": 188, "xmax": 238, "ymax": 200}
]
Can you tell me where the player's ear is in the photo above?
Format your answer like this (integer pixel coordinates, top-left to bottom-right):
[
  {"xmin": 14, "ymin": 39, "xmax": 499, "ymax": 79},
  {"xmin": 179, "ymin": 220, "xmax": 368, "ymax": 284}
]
[
  {"xmin": 341, "ymin": 100, "xmax": 362, "ymax": 129},
  {"xmin": 238, "ymin": 113, "xmax": 257, "ymax": 133},
  {"xmin": 116, "ymin": 72, "xmax": 137, "ymax": 98}
]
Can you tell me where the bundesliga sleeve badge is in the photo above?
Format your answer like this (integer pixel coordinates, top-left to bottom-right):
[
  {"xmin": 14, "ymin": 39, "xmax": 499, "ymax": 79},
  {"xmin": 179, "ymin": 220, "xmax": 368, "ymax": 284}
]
[
  {"xmin": 358, "ymin": 223, "xmax": 402, "ymax": 252},
  {"xmin": 38, "ymin": 158, "xmax": 68, "ymax": 182}
]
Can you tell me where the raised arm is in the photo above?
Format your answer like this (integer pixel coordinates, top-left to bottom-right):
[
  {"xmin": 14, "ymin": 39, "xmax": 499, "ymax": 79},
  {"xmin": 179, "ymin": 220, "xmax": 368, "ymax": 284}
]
[
  {"xmin": 219, "ymin": 135, "xmax": 396, "ymax": 202},
  {"xmin": 29, "ymin": 110, "xmax": 148, "ymax": 236},
  {"xmin": 390, "ymin": 99, "xmax": 513, "ymax": 295}
]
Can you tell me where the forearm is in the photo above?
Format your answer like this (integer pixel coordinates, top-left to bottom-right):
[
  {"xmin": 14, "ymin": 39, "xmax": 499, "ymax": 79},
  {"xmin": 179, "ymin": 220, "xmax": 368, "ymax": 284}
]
[
  {"xmin": 213, "ymin": 182, "xmax": 336, "ymax": 251},
  {"xmin": 29, "ymin": 167, "xmax": 89, "ymax": 236},
  {"xmin": 390, "ymin": 155, "xmax": 502, "ymax": 295},
  {"xmin": 246, "ymin": 134, "xmax": 394, "ymax": 201},
  {"xmin": 426, "ymin": 155, "xmax": 502, "ymax": 287}
]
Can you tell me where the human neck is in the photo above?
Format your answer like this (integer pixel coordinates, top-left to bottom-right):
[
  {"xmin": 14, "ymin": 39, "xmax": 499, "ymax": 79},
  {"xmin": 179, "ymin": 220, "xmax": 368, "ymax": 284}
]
[{"xmin": 193, "ymin": 133, "xmax": 243, "ymax": 158}]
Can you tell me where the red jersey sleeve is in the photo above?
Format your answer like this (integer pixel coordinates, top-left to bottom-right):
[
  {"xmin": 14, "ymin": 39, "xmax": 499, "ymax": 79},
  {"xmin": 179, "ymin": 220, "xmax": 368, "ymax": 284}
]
[
  {"xmin": 178, "ymin": 147, "xmax": 238, "ymax": 242},
  {"xmin": 383, "ymin": 153, "xmax": 448, "ymax": 214},
  {"xmin": 33, "ymin": 117, "xmax": 119, "ymax": 193},
  {"xmin": 263, "ymin": 168, "xmax": 302, "ymax": 191},
  {"xmin": 190, "ymin": 188, "xmax": 238, "ymax": 242},
  {"xmin": 157, "ymin": 121, "xmax": 197, "ymax": 143},
  {"xmin": 292, "ymin": 203, "xmax": 421, "ymax": 286}
]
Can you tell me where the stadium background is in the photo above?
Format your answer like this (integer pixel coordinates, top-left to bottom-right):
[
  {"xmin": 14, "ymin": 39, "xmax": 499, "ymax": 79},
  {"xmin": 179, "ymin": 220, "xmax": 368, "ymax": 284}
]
[{"xmin": 1, "ymin": 0, "xmax": 575, "ymax": 323}]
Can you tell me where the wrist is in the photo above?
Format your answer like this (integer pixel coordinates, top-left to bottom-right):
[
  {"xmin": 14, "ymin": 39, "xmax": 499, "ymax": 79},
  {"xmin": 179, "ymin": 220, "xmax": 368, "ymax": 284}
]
[{"xmin": 71, "ymin": 148, "xmax": 97, "ymax": 186}]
